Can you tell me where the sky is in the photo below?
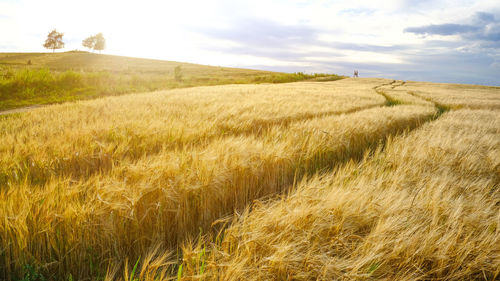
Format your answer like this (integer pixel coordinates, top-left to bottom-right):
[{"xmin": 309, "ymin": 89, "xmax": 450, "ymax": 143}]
[{"xmin": 1, "ymin": 0, "xmax": 499, "ymax": 85}]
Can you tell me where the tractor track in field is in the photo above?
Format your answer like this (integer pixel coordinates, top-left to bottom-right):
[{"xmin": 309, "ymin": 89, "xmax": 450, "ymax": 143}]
[
  {"xmin": 406, "ymin": 90, "xmax": 451, "ymax": 114},
  {"xmin": 1, "ymin": 102, "xmax": 388, "ymax": 186},
  {"xmin": 1, "ymin": 80, "xmax": 445, "ymax": 188},
  {"xmin": 166, "ymin": 80, "xmax": 450, "ymax": 253},
  {"xmin": 374, "ymin": 79, "xmax": 448, "ymax": 116},
  {"xmin": 291, "ymin": 79, "xmax": 447, "ymax": 179},
  {"xmin": 0, "ymin": 80, "xmax": 453, "ymax": 280}
]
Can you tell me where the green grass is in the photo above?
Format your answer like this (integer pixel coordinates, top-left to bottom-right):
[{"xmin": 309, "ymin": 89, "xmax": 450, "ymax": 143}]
[{"xmin": 0, "ymin": 52, "xmax": 344, "ymax": 110}]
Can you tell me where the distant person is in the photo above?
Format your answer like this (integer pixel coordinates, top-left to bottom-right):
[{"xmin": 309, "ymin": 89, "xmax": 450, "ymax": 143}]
[{"xmin": 353, "ymin": 70, "xmax": 359, "ymax": 78}]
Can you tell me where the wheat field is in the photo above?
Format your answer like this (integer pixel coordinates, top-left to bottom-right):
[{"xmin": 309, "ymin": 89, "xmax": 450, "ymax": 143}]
[{"xmin": 0, "ymin": 78, "xmax": 499, "ymax": 280}]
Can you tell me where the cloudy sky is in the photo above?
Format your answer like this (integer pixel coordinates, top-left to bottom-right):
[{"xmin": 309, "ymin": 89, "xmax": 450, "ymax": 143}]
[{"xmin": 1, "ymin": 0, "xmax": 499, "ymax": 85}]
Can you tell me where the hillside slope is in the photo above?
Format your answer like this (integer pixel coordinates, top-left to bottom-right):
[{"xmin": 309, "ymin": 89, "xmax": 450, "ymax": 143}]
[
  {"xmin": 0, "ymin": 52, "xmax": 342, "ymax": 110},
  {"xmin": 0, "ymin": 51, "xmax": 268, "ymax": 75}
]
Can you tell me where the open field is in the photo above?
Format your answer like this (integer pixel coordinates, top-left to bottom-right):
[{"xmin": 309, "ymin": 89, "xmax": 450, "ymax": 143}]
[
  {"xmin": 0, "ymin": 78, "xmax": 499, "ymax": 280},
  {"xmin": 188, "ymin": 109, "xmax": 499, "ymax": 281},
  {"xmin": 0, "ymin": 52, "xmax": 343, "ymax": 111}
]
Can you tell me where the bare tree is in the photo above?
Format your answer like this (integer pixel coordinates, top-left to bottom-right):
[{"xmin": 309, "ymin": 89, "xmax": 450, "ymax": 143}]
[{"xmin": 43, "ymin": 29, "xmax": 64, "ymax": 53}]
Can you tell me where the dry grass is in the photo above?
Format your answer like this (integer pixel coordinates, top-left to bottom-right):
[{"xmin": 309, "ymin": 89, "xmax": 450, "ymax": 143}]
[
  {"xmin": 0, "ymin": 79, "xmax": 385, "ymax": 187},
  {"xmin": 187, "ymin": 108, "xmax": 499, "ymax": 280},
  {"xmin": 0, "ymin": 78, "xmax": 498, "ymax": 280},
  {"xmin": 400, "ymin": 81, "xmax": 500, "ymax": 109}
]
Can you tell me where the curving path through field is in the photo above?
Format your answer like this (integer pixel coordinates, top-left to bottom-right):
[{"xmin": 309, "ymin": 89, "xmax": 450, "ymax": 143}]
[
  {"xmin": 0, "ymin": 79, "xmax": 451, "ymax": 280},
  {"xmin": 0, "ymin": 104, "xmax": 45, "ymax": 116}
]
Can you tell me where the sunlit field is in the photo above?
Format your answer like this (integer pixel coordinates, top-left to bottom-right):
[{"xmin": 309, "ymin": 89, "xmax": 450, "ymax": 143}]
[{"xmin": 0, "ymin": 78, "xmax": 499, "ymax": 280}]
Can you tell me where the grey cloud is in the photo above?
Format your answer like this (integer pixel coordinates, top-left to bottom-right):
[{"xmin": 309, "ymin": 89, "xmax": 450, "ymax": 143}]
[
  {"xmin": 474, "ymin": 12, "xmax": 496, "ymax": 23},
  {"xmin": 193, "ymin": 17, "xmax": 409, "ymax": 57},
  {"xmin": 476, "ymin": 23, "xmax": 500, "ymax": 42},
  {"xmin": 404, "ymin": 12, "xmax": 500, "ymax": 42},
  {"xmin": 246, "ymin": 50, "xmax": 500, "ymax": 86},
  {"xmin": 199, "ymin": 18, "xmax": 318, "ymax": 47},
  {"xmin": 242, "ymin": 44, "xmax": 499, "ymax": 85},
  {"xmin": 404, "ymin": 24, "xmax": 480, "ymax": 36},
  {"xmin": 324, "ymin": 42, "xmax": 409, "ymax": 52},
  {"xmin": 191, "ymin": 15, "xmax": 499, "ymax": 85}
]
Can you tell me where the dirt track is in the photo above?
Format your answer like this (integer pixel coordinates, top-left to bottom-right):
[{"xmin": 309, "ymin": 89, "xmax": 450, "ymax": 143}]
[{"xmin": 0, "ymin": 105, "xmax": 44, "ymax": 116}]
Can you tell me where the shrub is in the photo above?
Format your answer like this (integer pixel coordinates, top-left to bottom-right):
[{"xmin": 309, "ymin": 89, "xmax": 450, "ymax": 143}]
[{"xmin": 174, "ymin": 65, "xmax": 182, "ymax": 82}]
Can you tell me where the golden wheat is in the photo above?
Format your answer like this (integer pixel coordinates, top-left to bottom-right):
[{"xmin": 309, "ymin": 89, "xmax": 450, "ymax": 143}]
[
  {"xmin": 0, "ymin": 80, "xmax": 385, "ymax": 187},
  {"xmin": 377, "ymin": 81, "xmax": 434, "ymax": 106},
  {"xmin": 400, "ymin": 81, "xmax": 500, "ymax": 109},
  {"xmin": 1, "ymin": 78, "xmax": 498, "ymax": 280},
  {"xmin": 181, "ymin": 108, "xmax": 499, "ymax": 280}
]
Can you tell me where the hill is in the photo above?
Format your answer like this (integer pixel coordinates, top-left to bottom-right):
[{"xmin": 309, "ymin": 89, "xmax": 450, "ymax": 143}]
[
  {"xmin": 0, "ymin": 51, "xmax": 342, "ymax": 110},
  {"xmin": 0, "ymin": 51, "xmax": 267, "ymax": 75}
]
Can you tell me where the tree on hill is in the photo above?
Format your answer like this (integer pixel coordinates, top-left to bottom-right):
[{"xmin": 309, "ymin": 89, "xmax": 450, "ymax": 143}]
[
  {"xmin": 43, "ymin": 29, "xmax": 64, "ymax": 53},
  {"xmin": 93, "ymin": 33, "xmax": 105, "ymax": 53},
  {"xmin": 82, "ymin": 36, "xmax": 95, "ymax": 51},
  {"xmin": 82, "ymin": 33, "xmax": 105, "ymax": 53}
]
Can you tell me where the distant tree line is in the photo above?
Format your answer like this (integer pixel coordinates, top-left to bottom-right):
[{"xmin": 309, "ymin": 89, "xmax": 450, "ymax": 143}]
[{"xmin": 42, "ymin": 29, "xmax": 106, "ymax": 53}]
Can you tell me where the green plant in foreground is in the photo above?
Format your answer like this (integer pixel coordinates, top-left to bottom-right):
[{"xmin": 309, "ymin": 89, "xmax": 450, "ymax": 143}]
[
  {"xmin": 177, "ymin": 264, "xmax": 183, "ymax": 281},
  {"xmin": 130, "ymin": 256, "xmax": 140, "ymax": 281},
  {"xmin": 17, "ymin": 264, "xmax": 46, "ymax": 281}
]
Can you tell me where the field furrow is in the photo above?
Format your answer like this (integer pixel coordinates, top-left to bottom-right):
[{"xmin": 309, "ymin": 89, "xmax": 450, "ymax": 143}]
[
  {"xmin": 400, "ymin": 81, "xmax": 500, "ymax": 110},
  {"xmin": 1, "ymin": 104, "xmax": 436, "ymax": 279},
  {"xmin": 0, "ymin": 79, "xmax": 386, "ymax": 186},
  {"xmin": 377, "ymin": 81, "xmax": 435, "ymax": 106},
  {"xmin": 187, "ymin": 108, "xmax": 500, "ymax": 281},
  {"xmin": 1, "ymin": 77, "xmax": 496, "ymax": 281}
]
